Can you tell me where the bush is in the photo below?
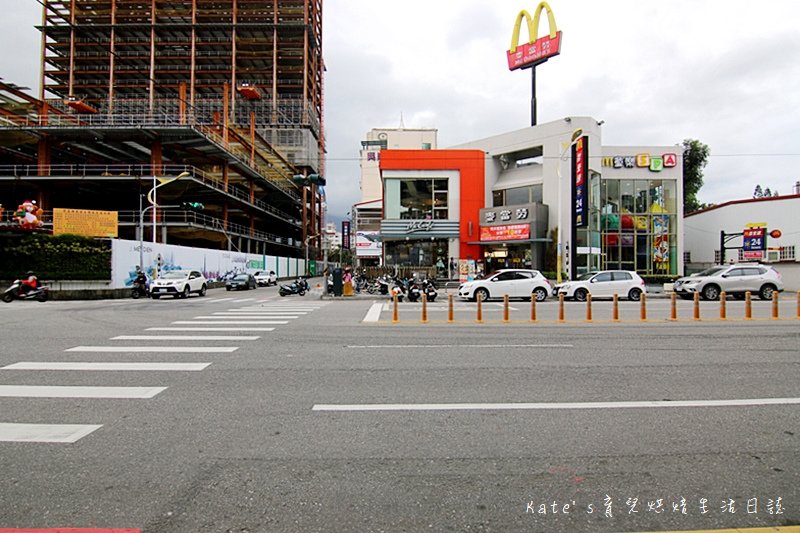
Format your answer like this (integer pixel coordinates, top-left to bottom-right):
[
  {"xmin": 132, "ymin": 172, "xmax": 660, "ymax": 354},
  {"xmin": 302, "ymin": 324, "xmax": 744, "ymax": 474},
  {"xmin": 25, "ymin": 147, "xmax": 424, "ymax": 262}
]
[{"xmin": 0, "ymin": 233, "xmax": 111, "ymax": 280}]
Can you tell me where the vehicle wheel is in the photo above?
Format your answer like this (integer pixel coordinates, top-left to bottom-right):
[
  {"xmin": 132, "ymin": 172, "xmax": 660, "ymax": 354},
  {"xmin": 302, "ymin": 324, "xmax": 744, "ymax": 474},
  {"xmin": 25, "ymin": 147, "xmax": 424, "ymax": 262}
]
[
  {"xmin": 473, "ymin": 288, "xmax": 490, "ymax": 302},
  {"xmin": 37, "ymin": 292, "xmax": 49, "ymax": 302},
  {"xmin": 151, "ymin": 294, "xmax": 160, "ymax": 299},
  {"xmin": 533, "ymin": 287, "xmax": 548, "ymax": 302},
  {"xmin": 299, "ymin": 290, "xmax": 306, "ymax": 296},
  {"xmin": 226, "ymin": 287, "xmax": 231, "ymax": 291},
  {"xmin": 759, "ymin": 284, "xmax": 777, "ymax": 301},
  {"xmin": 1, "ymin": 293, "xmax": 13, "ymax": 303},
  {"xmin": 701, "ymin": 284, "xmax": 720, "ymax": 301},
  {"xmin": 279, "ymin": 290, "xmax": 287, "ymax": 297},
  {"xmin": 199, "ymin": 284, "xmax": 207, "ymax": 297},
  {"xmin": 628, "ymin": 288, "xmax": 642, "ymax": 301},
  {"xmin": 182, "ymin": 285, "xmax": 191, "ymax": 298},
  {"xmin": 573, "ymin": 288, "xmax": 588, "ymax": 302}
]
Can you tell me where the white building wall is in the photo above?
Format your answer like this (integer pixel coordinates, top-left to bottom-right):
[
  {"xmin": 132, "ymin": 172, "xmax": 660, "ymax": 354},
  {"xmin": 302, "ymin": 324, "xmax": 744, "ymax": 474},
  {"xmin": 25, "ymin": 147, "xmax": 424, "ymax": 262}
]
[{"xmin": 684, "ymin": 195, "xmax": 800, "ymax": 290}]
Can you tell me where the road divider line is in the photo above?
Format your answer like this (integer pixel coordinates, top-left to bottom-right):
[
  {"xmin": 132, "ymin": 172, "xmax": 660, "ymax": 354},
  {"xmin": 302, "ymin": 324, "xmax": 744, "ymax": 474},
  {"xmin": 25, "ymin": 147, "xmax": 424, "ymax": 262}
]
[
  {"xmin": 213, "ymin": 311, "xmax": 308, "ymax": 314},
  {"xmin": 65, "ymin": 346, "xmax": 238, "ymax": 353},
  {"xmin": 313, "ymin": 397, "xmax": 800, "ymax": 412},
  {"xmin": 0, "ymin": 385, "xmax": 167, "ymax": 398},
  {"xmin": 0, "ymin": 422, "xmax": 103, "ymax": 443},
  {"xmin": 2, "ymin": 362, "xmax": 210, "ymax": 371},
  {"xmin": 111, "ymin": 335, "xmax": 260, "ymax": 341},
  {"xmin": 192, "ymin": 315, "xmax": 299, "ymax": 320}
]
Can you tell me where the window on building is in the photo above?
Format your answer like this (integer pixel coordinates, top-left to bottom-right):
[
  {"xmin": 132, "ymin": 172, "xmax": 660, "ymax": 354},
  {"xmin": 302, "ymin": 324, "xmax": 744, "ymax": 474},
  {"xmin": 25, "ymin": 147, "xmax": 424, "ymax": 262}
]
[
  {"xmin": 492, "ymin": 184, "xmax": 543, "ymax": 207},
  {"xmin": 386, "ymin": 178, "xmax": 449, "ymax": 220},
  {"xmin": 780, "ymin": 246, "xmax": 796, "ymax": 261}
]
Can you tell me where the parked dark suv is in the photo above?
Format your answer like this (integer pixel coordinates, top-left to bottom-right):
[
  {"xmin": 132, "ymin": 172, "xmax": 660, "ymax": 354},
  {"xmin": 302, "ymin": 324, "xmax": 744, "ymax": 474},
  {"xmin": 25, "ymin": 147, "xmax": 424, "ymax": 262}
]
[{"xmin": 673, "ymin": 264, "xmax": 783, "ymax": 300}]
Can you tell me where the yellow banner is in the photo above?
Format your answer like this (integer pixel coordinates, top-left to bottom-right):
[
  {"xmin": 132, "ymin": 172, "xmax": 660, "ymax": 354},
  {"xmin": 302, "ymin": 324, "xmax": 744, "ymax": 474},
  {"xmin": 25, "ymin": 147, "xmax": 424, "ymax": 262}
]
[{"xmin": 53, "ymin": 208, "xmax": 118, "ymax": 238}]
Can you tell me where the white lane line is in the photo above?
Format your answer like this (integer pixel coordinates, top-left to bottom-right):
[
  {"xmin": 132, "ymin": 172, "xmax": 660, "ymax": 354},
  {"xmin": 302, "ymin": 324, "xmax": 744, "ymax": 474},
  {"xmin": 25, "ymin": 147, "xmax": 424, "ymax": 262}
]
[
  {"xmin": 204, "ymin": 297, "xmax": 234, "ymax": 303},
  {"xmin": 194, "ymin": 314, "xmax": 300, "ymax": 320},
  {"xmin": 346, "ymin": 344, "xmax": 574, "ymax": 349},
  {"xmin": 0, "ymin": 385, "xmax": 167, "ymax": 398},
  {"xmin": 0, "ymin": 423, "xmax": 103, "ymax": 443},
  {"xmin": 232, "ymin": 298, "xmax": 256, "ymax": 303},
  {"xmin": 215, "ymin": 311, "xmax": 309, "ymax": 314},
  {"xmin": 172, "ymin": 320, "xmax": 288, "ymax": 325},
  {"xmin": 313, "ymin": 397, "xmax": 800, "ymax": 412},
  {"xmin": 2, "ymin": 362, "xmax": 211, "ymax": 371},
  {"xmin": 65, "ymin": 346, "xmax": 238, "ymax": 353},
  {"xmin": 111, "ymin": 335, "xmax": 260, "ymax": 341},
  {"xmin": 363, "ymin": 303, "xmax": 384, "ymax": 323},
  {"xmin": 147, "ymin": 327, "xmax": 275, "ymax": 332}
]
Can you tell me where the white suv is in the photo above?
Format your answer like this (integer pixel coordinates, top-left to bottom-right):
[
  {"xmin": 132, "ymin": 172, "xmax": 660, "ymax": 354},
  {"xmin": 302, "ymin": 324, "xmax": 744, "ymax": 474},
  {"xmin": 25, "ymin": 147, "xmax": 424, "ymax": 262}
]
[
  {"xmin": 254, "ymin": 270, "xmax": 277, "ymax": 286},
  {"xmin": 150, "ymin": 270, "xmax": 208, "ymax": 299},
  {"xmin": 673, "ymin": 264, "xmax": 783, "ymax": 301},
  {"xmin": 556, "ymin": 270, "xmax": 646, "ymax": 301}
]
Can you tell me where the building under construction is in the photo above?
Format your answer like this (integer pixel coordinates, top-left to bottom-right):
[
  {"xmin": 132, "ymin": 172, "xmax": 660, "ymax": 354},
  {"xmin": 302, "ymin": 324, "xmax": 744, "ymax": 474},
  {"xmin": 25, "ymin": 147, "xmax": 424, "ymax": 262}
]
[{"xmin": 0, "ymin": 0, "xmax": 325, "ymax": 256}]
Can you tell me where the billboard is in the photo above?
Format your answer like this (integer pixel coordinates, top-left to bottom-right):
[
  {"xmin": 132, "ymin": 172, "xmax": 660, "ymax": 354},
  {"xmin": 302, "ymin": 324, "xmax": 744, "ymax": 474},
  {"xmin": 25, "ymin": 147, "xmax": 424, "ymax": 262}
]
[
  {"xmin": 479, "ymin": 224, "xmax": 530, "ymax": 242},
  {"xmin": 572, "ymin": 136, "xmax": 588, "ymax": 228},
  {"xmin": 507, "ymin": 2, "xmax": 562, "ymax": 71},
  {"xmin": 356, "ymin": 231, "xmax": 382, "ymax": 257},
  {"xmin": 53, "ymin": 208, "xmax": 118, "ymax": 238},
  {"xmin": 743, "ymin": 226, "xmax": 766, "ymax": 259}
]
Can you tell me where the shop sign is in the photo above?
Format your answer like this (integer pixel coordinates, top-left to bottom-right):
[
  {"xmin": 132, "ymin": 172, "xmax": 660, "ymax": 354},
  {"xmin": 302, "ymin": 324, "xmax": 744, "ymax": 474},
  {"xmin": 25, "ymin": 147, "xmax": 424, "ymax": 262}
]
[
  {"xmin": 405, "ymin": 219, "xmax": 435, "ymax": 234},
  {"xmin": 572, "ymin": 136, "xmax": 588, "ymax": 228},
  {"xmin": 601, "ymin": 153, "xmax": 678, "ymax": 172},
  {"xmin": 506, "ymin": 2, "xmax": 562, "ymax": 71},
  {"xmin": 380, "ymin": 219, "xmax": 460, "ymax": 238},
  {"xmin": 743, "ymin": 225, "xmax": 766, "ymax": 259},
  {"xmin": 483, "ymin": 207, "xmax": 529, "ymax": 224},
  {"xmin": 480, "ymin": 224, "xmax": 531, "ymax": 242},
  {"xmin": 342, "ymin": 221, "xmax": 351, "ymax": 249}
]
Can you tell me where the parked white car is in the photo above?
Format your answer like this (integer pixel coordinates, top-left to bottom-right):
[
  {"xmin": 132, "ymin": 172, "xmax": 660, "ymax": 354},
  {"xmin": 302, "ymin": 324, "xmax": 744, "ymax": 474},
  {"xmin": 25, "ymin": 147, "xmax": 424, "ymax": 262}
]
[
  {"xmin": 150, "ymin": 270, "xmax": 208, "ymax": 299},
  {"xmin": 556, "ymin": 270, "xmax": 646, "ymax": 301},
  {"xmin": 253, "ymin": 270, "xmax": 277, "ymax": 286},
  {"xmin": 673, "ymin": 263, "xmax": 783, "ymax": 301},
  {"xmin": 458, "ymin": 269, "xmax": 552, "ymax": 302}
]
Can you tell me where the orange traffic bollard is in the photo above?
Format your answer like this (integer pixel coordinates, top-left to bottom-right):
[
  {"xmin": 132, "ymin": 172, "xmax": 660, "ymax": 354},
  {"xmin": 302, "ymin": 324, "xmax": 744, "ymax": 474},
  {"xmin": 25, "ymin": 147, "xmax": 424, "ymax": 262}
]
[
  {"xmin": 719, "ymin": 291, "xmax": 727, "ymax": 320},
  {"xmin": 503, "ymin": 294, "xmax": 510, "ymax": 323},
  {"xmin": 392, "ymin": 294, "xmax": 399, "ymax": 323},
  {"xmin": 421, "ymin": 293, "xmax": 428, "ymax": 323},
  {"xmin": 448, "ymin": 293, "xmax": 454, "ymax": 323},
  {"xmin": 745, "ymin": 291, "xmax": 752, "ymax": 320},
  {"xmin": 558, "ymin": 293, "xmax": 565, "ymax": 322},
  {"xmin": 612, "ymin": 293, "xmax": 620, "ymax": 322},
  {"xmin": 640, "ymin": 292, "xmax": 647, "ymax": 321},
  {"xmin": 693, "ymin": 292, "xmax": 701, "ymax": 321},
  {"xmin": 772, "ymin": 290, "xmax": 779, "ymax": 320},
  {"xmin": 530, "ymin": 297, "xmax": 537, "ymax": 323},
  {"xmin": 669, "ymin": 292, "xmax": 677, "ymax": 321},
  {"xmin": 586, "ymin": 293, "xmax": 593, "ymax": 322},
  {"xmin": 476, "ymin": 292, "xmax": 483, "ymax": 323}
]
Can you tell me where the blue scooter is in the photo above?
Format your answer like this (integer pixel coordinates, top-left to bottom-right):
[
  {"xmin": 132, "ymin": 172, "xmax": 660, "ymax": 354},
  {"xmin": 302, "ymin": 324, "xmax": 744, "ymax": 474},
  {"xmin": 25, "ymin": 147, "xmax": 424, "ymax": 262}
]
[{"xmin": 279, "ymin": 277, "xmax": 309, "ymax": 297}]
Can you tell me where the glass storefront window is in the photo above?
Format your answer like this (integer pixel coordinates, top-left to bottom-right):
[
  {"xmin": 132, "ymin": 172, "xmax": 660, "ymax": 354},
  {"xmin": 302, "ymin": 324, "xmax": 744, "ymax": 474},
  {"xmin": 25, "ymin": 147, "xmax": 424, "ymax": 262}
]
[
  {"xmin": 384, "ymin": 239, "xmax": 449, "ymax": 267},
  {"xmin": 492, "ymin": 184, "xmax": 543, "ymax": 206},
  {"xmin": 635, "ymin": 180, "xmax": 649, "ymax": 213},
  {"xmin": 385, "ymin": 178, "xmax": 449, "ymax": 220}
]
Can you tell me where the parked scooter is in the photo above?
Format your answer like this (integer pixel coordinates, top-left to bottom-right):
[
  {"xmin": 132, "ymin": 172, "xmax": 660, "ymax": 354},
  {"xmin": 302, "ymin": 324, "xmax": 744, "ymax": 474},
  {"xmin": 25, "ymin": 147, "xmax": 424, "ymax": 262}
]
[
  {"xmin": 2, "ymin": 280, "xmax": 49, "ymax": 303},
  {"xmin": 279, "ymin": 276, "xmax": 309, "ymax": 297},
  {"xmin": 406, "ymin": 278, "xmax": 422, "ymax": 303},
  {"xmin": 389, "ymin": 277, "xmax": 406, "ymax": 302},
  {"xmin": 422, "ymin": 278, "xmax": 438, "ymax": 302}
]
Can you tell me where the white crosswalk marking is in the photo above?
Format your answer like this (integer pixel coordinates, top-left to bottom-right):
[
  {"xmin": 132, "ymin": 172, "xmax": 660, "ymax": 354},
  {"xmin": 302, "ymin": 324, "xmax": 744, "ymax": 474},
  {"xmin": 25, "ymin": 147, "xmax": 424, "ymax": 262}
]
[
  {"xmin": 65, "ymin": 346, "xmax": 238, "ymax": 353},
  {"xmin": 2, "ymin": 362, "xmax": 211, "ymax": 371},
  {"xmin": 0, "ymin": 423, "xmax": 103, "ymax": 443},
  {"xmin": 147, "ymin": 327, "xmax": 275, "ymax": 331},
  {"xmin": 173, "ymin": 320, "xmax": 288, "ymax": 325},
  {"xmin": 111, "ymin": 335, "xmax": 260, "ymax": 341},
  {"xmin": 193, "ymin": 315, "xmax": 299, "ymax": 319},
  {"xmin": 0, "ymin": 385, "xmax": 166, "ymax": 398}
]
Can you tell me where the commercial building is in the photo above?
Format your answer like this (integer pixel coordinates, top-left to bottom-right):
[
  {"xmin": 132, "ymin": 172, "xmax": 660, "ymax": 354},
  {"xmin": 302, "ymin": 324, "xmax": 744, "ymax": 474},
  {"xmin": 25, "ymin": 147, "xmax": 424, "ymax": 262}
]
[
  {"xmin": 376, "ymin": 117, "xmax": 684, "ymax": 280},
  {"xmin": 0, "ymin": 0, "xmax": 324, "ymax": 257}
]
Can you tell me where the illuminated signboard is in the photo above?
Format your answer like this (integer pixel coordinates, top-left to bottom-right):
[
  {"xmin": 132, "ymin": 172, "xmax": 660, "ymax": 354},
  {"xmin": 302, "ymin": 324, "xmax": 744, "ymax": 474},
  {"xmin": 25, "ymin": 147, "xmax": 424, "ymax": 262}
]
[
  {"xmin": 507, "ymin": 2, "xmax": 562, "ymax": 71},
  {"xmin": 53, "ymin": 208, "xmax": 118, "ymax": 237},
  {"xmin": 341, "ymin": 221, "xmax": 351, "ymax": 249},
  {"xmin": 572, "ymin": 136, "xmax": 588, "ymax": 228},
  {"xmin": 601, "ymin": 153, "xmax": 679, "ymax": 172},
  {"xmin": 480, "ymin": 224, "xmax": 531, "ymax": 242},
  {"xmin": 743, "ymin": 226, "xmax": 766, "ymax": 259}
]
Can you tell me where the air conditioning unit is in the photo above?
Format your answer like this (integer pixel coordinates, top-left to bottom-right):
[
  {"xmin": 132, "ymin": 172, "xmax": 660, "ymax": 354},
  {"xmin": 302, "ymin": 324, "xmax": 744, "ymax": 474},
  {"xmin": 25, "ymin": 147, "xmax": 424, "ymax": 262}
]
[{"xmin": 766, "ymin": 250, "xmax": 780, "ymax": 262}]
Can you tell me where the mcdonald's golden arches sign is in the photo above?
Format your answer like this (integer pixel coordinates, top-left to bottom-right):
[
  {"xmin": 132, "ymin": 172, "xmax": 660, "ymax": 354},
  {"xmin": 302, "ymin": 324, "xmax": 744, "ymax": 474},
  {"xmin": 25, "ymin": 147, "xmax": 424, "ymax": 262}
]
[{"xmin": 507, "ymin": 2, "xmax": 562, "ymax": 71}]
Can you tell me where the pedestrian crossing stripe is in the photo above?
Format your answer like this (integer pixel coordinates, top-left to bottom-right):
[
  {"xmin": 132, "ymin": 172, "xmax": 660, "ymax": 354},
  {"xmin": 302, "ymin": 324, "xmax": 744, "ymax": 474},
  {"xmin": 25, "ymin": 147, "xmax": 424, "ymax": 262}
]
[{"xmin": 0, "ymin": 423, "xmax": 103, "ymax": 443}]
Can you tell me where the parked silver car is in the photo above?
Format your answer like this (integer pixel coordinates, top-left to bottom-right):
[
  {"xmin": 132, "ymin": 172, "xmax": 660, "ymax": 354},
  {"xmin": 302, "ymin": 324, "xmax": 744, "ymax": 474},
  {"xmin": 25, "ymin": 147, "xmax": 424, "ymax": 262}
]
[
  {"xmin": 673, "ymin": 263, "xmax": 783, "ymax": 301},
  {"xmin": 555, "ymin": 270, "xmax": 646, "ymax": 301},
  {"xmin": 458, "ymin": 269, "xmax": 552, "ymax": 302}
]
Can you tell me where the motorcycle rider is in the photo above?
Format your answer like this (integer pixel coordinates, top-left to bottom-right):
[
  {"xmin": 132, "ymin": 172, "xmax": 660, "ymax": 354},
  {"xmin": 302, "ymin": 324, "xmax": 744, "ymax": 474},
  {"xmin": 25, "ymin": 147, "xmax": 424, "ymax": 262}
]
[
  {"xmin": 133, "ymin": 268, "xmax": 148, "ymax": 296},
  {"xmin": 19, "ymin": 271, "xmax": 38, "ymax": 296}
]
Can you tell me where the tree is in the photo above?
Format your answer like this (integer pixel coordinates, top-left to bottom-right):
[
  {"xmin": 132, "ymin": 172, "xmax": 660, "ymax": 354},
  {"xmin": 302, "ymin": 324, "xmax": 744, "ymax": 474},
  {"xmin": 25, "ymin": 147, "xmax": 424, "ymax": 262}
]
[
  {"xmin": 753, "ymin": 184, "xmax": 764, "ymax": 198},
  {"xmin": 682, "ymin": 139, "xmax": 709, "ymax": 213},
  {"xmin": 753, "ymin": 184, "xmax": 779, "ymax": 198}
]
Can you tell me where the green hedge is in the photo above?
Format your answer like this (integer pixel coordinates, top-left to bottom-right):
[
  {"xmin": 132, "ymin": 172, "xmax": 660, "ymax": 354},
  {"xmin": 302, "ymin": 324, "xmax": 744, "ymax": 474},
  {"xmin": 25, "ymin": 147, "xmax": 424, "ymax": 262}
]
[{"xmin": 0, "ymin": 233, "xmax": 111, "ymax": 280}]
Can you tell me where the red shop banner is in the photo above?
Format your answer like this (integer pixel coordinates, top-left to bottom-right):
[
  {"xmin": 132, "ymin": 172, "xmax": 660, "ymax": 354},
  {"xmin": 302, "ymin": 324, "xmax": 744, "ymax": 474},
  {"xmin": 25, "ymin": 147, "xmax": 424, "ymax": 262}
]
[{"xmin": 480, "ymin": 224, "xmax": 530, "ymax": 242}]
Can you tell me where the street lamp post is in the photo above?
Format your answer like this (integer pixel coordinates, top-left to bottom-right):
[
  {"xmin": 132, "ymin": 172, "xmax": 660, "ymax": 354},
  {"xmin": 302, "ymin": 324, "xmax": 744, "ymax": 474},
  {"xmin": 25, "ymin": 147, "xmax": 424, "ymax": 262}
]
[
  {"xmin": 138, "ymin": 170, "xmax": 191, "ymax": 274},
  {"xmin": 555, "ymin": 129, "xmax": 584, "ymax": 284}
]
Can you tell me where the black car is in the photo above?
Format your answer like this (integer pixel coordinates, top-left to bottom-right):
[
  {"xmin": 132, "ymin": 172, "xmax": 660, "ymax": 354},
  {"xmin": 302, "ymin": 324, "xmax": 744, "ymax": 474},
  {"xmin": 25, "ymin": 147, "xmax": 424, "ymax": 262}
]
[{"xmin": 226, "ymin": 273, "xmax": 257, "ymax": 291}]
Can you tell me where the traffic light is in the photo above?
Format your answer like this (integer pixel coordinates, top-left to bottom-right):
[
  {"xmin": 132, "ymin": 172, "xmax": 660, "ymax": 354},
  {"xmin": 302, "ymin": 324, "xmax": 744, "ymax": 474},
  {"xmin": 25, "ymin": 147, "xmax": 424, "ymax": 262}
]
[
  {"xmin": 292, "ymin": 174, "xmax": 326, "ymax": 187},
  {"xmin": 181, "ymin": 201, "xmax": 204, "ymax": 211}
]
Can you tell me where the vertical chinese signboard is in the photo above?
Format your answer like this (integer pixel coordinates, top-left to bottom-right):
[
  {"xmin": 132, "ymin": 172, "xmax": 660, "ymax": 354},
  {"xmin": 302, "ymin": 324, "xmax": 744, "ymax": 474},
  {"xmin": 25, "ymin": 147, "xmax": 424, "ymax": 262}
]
[
  {"xmin": 341, "ymin": 221, "xmax": 351, "ymax": 249},
  {"xmin": 572, "ymin": 136, "xmax": 588, "ymax": 228}
]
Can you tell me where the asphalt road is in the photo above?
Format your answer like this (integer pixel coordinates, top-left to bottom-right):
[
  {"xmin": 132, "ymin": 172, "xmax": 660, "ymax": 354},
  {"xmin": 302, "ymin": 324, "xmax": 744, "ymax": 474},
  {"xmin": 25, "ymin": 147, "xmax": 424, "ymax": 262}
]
[{"xmin": 0, "ymin": 287, "xmax": 798, "ymax": 532}]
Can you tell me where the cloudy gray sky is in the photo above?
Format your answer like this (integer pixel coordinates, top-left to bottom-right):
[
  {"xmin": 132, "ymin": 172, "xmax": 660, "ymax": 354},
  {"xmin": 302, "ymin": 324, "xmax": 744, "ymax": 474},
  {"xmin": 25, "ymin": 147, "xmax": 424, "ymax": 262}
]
[{"xmin": 4, "ymin": 1, "xmax": 800, "ymax": 223}]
